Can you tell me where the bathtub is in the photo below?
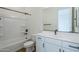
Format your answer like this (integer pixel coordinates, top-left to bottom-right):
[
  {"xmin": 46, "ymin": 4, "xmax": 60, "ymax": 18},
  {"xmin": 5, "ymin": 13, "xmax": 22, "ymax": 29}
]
[{"xmin": 0, "ymin": 39, "xmax": 26, "ymax": 52}]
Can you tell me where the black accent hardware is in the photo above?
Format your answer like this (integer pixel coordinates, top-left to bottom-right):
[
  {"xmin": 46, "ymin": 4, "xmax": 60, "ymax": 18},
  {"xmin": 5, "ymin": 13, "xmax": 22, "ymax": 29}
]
[
  {"xmin": 69, "ymin": 45, "xmax": 79, "ymax": 50},
  {"xmin": 0, "ymin": 18, "xmax": 1, "ymax": 20},
  {"xmin": 54, "ymin": 29, "xmax": 58, "ymax": 35},
  {"xmin": 59, "ymin": 49, "xmax": 61, "ymax": 52},
  {"xmin": 43, "ymin": 43, "xmax": 45, "ymax": 48},
  {"xmin": 25, "ymin": 29, "xmax": 28, "ymax": 32}
]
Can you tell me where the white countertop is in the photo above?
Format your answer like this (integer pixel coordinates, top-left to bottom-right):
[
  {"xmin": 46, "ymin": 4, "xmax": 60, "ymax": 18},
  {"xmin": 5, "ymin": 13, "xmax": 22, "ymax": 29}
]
[{"xmin": 37, "ymin": 31, "xmax": 79, "ymax": 44}]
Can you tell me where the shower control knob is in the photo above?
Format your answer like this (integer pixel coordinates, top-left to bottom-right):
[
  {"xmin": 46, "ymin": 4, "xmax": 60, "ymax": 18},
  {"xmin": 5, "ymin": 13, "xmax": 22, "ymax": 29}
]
[{"xmin": 0, "ymin": 18, "xmax": 1, "ymax": 20}]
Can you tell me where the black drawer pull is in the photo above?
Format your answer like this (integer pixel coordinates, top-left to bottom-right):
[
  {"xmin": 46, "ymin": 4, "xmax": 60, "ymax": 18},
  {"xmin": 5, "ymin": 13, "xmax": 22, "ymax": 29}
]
[
  {"xmin": 69, "ymin": 45, "xmax": 79, "ymax": 49},
  {"xmin": 59, "ymin": 49, "xmax": 61, "ymax": 52}
]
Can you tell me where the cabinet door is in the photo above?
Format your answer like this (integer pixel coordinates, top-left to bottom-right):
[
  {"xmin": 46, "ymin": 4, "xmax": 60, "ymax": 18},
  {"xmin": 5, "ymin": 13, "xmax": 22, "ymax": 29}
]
[
  {"xmin": 63, "ymin": 41, "xmax": 79, "ymax": 52},
  {"xmin": 36, "ymin": 36, "xmax": 45, "ymax": 52},
  {"xmin": 45, "ymin": 43, "xmax": 62, "ymax": 52},
  {"xmin": 44, "ymin": 37, "xmax": 62, "ymax": 52}
]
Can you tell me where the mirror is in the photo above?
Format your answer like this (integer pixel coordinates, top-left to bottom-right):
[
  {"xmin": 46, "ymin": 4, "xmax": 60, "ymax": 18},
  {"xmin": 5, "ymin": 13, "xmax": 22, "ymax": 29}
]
[{"xmin": 42, "ymin": 7, "xmax": 79, "ymax": 33}]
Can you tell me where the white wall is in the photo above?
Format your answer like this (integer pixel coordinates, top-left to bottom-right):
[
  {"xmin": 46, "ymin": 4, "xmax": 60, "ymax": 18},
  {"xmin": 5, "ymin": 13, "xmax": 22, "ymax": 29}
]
[
  {"xmin": 26, "ymin": 7, "xmax": 43, "ymax": 40},
  {"xmin": 43, "ymin": 7, "xmax": 58, "ymax": 31}
]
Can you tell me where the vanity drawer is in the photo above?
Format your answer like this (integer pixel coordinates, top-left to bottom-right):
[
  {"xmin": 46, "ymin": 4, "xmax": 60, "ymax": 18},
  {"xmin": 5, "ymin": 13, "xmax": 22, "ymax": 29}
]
[
  {"xmin": 45, "ymin": 37, "xmax": 62, "ymax": 46},
  {"xmin": 63, "ymin": 41, "xmax": 79, "ymax": 51}
]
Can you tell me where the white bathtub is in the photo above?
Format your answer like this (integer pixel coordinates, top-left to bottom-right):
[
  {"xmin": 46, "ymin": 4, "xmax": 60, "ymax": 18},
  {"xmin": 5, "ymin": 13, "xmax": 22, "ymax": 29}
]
[{"xmin": 0, "ymin": 39, "xmax": 26, "ymax": 52}]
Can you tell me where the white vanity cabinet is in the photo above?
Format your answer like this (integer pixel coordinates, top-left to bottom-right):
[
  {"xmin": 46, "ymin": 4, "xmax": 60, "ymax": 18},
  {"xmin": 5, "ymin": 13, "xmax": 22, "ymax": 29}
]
[
  {"xmin": 36, "ymin": 35, "xmax": 79, "ymax": 52},
  {"xmin": 62, "ymin": 41, "xmax": 79, "ymax": 52},
  {"xmin": 36, "ymin": 35, "xmax": 63, "ymax": 52},
  {"xmin": 36, "ymin": 36, "xmax": 45, "ymax": 52},
  {"xmin": 44, "ymin": 42, "xmax": 62, "ymax": 52},
  {"xmin": 44, "ymin": 37, "xmax": 62, "ymax": 52}
]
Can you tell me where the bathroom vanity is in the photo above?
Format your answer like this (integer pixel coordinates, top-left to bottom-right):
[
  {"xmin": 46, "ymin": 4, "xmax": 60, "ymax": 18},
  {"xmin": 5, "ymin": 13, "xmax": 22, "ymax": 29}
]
[{"xmin": 36, "ymin": 31, "xmax": 79, "ymax": 52}]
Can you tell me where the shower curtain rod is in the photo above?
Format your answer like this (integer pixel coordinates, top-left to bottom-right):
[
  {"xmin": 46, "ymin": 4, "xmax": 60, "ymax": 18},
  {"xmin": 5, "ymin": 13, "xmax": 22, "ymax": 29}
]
[{"xmin": 0, "ymin": 7, "xmax": 31, "ymax": 15}]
